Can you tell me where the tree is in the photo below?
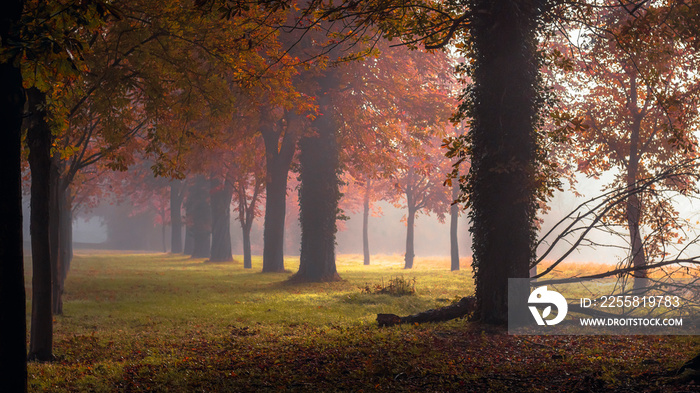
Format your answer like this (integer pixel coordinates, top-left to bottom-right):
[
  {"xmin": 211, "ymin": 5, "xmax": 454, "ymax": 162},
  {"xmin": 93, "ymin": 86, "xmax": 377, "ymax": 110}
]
[
  {"xmin": 292, "ymin": 71, "xmax": 343, "ymax": 282},
  {"xmin": 451, "ymin": 0, "xmax": 546, "ymax": 323},
  {"xmin": 0, "ymin": 0, "xmax": 28, "ymax": 388},
  {"xmin": 559, "ymin": 6, "xmax": 700, "ymax": 291},
  {"xmin": 260, "ymin": 109, "xmax": 302, "ymax": 272},
  {"xmin": 26, "ymin": 87, "xmax": 54, "ymax": 361},
  {"xmin": 230, "ymin": 134, "xmax": 266, "ymax": 269},
  {"xmin": 390, "ymin": 131, "xmax": 453, "ymax": 269},
  {"xmin": 187, "ymin": 175, "xmax": 212, "ymax": 258},
  {"xmin": 209, "ymin": 174, "xmax": 234, "ymax": 262}
]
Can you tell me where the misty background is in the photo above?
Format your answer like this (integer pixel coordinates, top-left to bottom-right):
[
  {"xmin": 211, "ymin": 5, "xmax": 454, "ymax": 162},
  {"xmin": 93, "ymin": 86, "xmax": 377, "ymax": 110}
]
[{"xmin": 22, "ymin": 172, "xmax": 685, "ymax": 265}]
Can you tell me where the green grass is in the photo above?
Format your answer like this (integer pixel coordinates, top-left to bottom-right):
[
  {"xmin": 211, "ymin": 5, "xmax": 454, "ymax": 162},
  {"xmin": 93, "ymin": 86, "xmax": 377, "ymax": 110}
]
[{"xmin": 26, "ymin": 252, "xmax": 699, "ymax": 392}]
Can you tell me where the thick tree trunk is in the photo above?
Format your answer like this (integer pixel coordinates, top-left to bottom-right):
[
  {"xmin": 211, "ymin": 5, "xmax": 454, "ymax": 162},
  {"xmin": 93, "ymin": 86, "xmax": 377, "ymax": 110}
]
[
  {"xmin": 450, "ymin": 180, "xmax": 460, "ymax": 271},
  {"xmin": 469, "ymin": 0, "xmax": 542, "ymax": 324},
  {"xmin": 209, "ymin": 176, "xmax": 233, "ymax": 262},
  {"xmin": 404, "ymin": 207, "xmax": 416, "ymax": 269},
  {"xmin": 262, "ymin": 167, "xmax": 287, "ymax": 272},
  {"xmin": 292, "ymin": 74, "xmax": 342, "ymax": 283},
  {"xmin": 190, "ymin": 176, "xmax": 211, "ymax": 259},
  {"xmin": 363, "ymin": 179, "xmax": 371, "ymax": 266},
  {"xmin": 0, "ymin": 3, "xmax": 28, "ymax": 386},
  {"xmin": 27, "ymin": 87, "xmax": 54, "ymax": 361},
  {"xmin": 261, "ymin": 111, "xmax": 299, "ymax": 273},
  {"xmin": 170, "ymin": 180, "xmax": 184, "ymax": 253}
]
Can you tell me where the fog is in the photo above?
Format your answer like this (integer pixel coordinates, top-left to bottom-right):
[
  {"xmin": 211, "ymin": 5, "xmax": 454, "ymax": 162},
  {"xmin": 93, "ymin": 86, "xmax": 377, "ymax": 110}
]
[{"xmin": 41, "ymin": 169, "xmax": 699, "ymax": 265}]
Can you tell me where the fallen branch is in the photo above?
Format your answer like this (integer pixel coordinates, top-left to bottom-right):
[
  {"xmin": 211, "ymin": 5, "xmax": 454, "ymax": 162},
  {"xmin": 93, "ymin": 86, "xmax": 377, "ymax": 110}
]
[{"xmin": 377, "ymin": 296, "xmax": 476, "ymax": 327}]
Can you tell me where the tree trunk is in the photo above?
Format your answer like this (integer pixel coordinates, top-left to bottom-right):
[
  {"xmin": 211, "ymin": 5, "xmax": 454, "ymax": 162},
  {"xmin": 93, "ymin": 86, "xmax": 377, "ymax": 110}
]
[
  {"xmin": 238, "ymin": 185, "xmax": 255, "ymax": 269},
  {"xmin": 262, "ymin": 166, "xmax": 287, "ymax": 272},
  {"xmin": 261, "ymin": 111, "xmax": 298, "ymax": 273},
  {"xmin": 26, "ymin": 87, "xmax": 54, "ymax": 361},
  {"xmin": 61, "ymin": 190, "xmax": 73, "ymax": 282},
  {"xmin": 363, "ymin": 178, "xmax": 371, "ymax": 266},
  {"xmin": 190, "ymin": 176, "xmax": 211, "ymax": 259},
  {"xmin": 292, "ymin": 74, "xmax": 342, "ymax": 283},
  {"xmin": 450, "ymin": 179, "xmax": 460, "ymax": 271},
  {"xmin": 48, "ymin": 156, "xmax": 61, "ymax": 317},
  {"xmin": 626, "ymin": 74, "xmax": 648, "ymax": 292},
  {"xmin": 0, "ymin": 3, "xmax": 28, "ymax": 386},
  {"xmin": 242, "ymin": 222, "xmax": 253, "ymax": 269},
  {"xmin": 161, "ymin": 206, "xmax": 167, "ymax": 253},
  {"xmin": 469, "ymin": 0, "xmax": 543, "ymax": 324},
  {"xmin": 209, "ymin": 176, "xmax": 233, "ymax": 262},
  {"xmin": 184, "ymin": 223, "xmax": 194, "ymax": 256},
  {"xmin": 170, "ymin": 179, "xmax": 184, "ymax": 253},
  {"xmin": 53, "ymin": 185, "xmax": 72, "ymax": 315},
  {"xmin": 404, "ymin": 207, "xmax": 416, "ymax": 269}
]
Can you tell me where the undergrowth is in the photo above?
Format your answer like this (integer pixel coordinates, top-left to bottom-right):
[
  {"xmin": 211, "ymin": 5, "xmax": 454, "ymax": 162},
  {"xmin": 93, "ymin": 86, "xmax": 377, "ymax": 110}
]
[{"xmin": 359, "ymin": 276, "xmax": 416, "ymax": 296}]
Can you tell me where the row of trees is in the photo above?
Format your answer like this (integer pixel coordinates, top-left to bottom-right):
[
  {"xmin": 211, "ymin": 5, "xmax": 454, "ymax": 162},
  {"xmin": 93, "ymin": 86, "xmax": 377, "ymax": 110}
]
[
  {"xmin": 3, "ymin": 0, "xmax": 700, "ymax": 391},
  {"xmin": 10, "ymin": 0, "xmax": 462, "ymax": 374}
]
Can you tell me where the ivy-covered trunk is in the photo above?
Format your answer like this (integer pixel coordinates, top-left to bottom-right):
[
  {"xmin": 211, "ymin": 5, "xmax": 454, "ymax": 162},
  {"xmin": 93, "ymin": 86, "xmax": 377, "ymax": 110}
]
[
  {"xmin": 27, "ymin": 88, "xmax": 54, "ymax": 361},
  {"xmin": 292, "ymin": 74, "xmax": 342, "ymax": 282},
  {"xmin": 468, "ymin": 0, "xmax": 543, "ymax": 324},
  {"xmin": 209, "ymin": 176, "xmax": 233, "ymax": 262}
]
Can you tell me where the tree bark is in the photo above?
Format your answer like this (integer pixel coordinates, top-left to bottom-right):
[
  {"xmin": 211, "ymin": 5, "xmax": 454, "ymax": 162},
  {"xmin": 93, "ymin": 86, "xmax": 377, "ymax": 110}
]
[
  {"xmin": 626, "ymin": 74, "xmax": 648, "ymax": 291},
  {"xmin": 189, "ymin": 176, "xmax": 211, "ymax": 259},
  {"xmin": 209, "ymin": 176, "xmax": 233, "ymax": 262},
  {"xmin": 363, "ymin": 178, "xmax": 371, "ymax": 266},
  {"xmin": 404, "ymin": 206, "xmax": 416, "ymax": 269},
  {"xmin": 292, "ymin": 73, "xmax": 342, "ymax": 283},
  {"xmin": 26, "ymin": 87, "xmax": 54, "ymax": 361},
  {"xmin": 0, "ymin": 0, "xmax": 28, "ymax": 386},
  {"xmin": 170, "ymin": 179, "xmax": 184, "ymax": 253},
  {"xmin": 469, "ymin": 0, "xmax": 543, "ymax": 324},
  {"xmin": 261, "ymin": 112, "xmax": 297, "ymax": 273},
  {"xmin": 53, "ymin": 185, "xmax": 72, "ymax": 315},
  {"xmin": 450, "ymin": 179, "xmax": 460, "ymax": 271}
]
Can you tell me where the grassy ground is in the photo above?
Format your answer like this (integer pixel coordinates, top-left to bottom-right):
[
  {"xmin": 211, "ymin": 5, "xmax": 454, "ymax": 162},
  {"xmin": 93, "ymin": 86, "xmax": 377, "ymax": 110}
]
[{"xmin": 27, "ymin": 252, "xmax": 699, "ymax": 392}]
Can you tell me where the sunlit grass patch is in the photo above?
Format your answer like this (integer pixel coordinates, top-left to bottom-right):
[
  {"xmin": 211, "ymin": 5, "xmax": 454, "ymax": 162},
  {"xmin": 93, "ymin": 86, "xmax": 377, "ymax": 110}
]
[{"xmin": 25, "ymin": 251, "xmax": 699, "ymax": 392}]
